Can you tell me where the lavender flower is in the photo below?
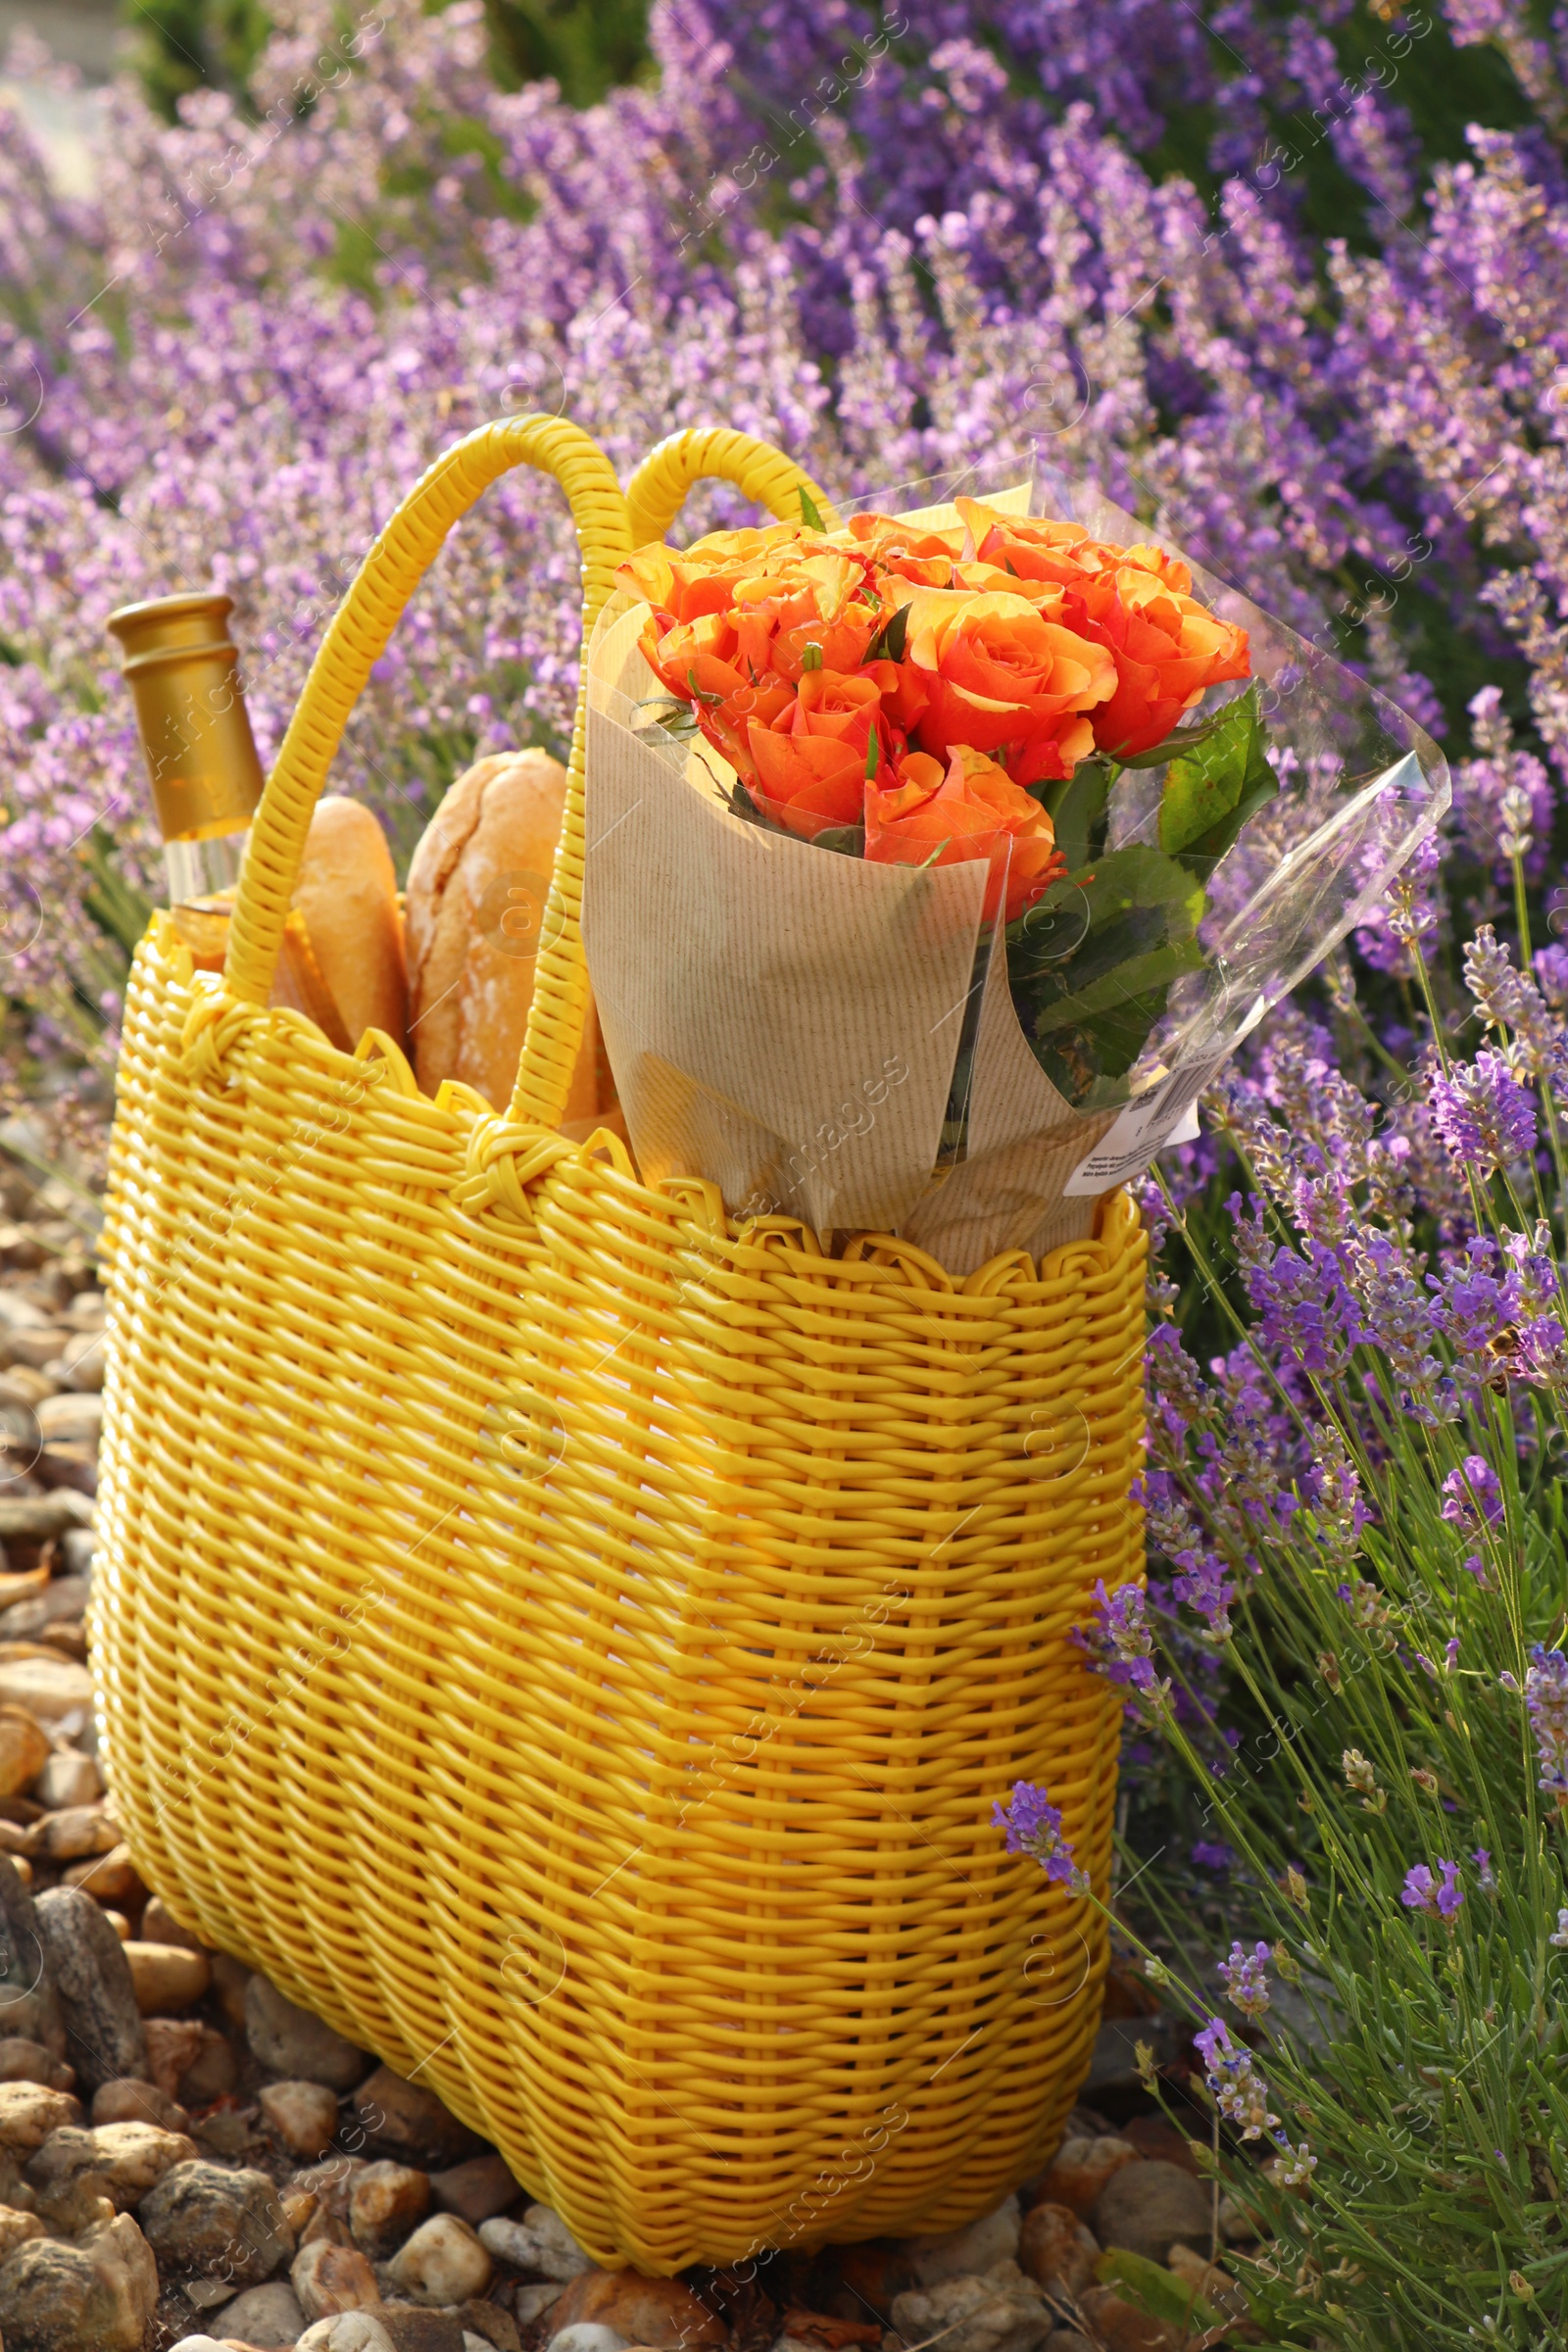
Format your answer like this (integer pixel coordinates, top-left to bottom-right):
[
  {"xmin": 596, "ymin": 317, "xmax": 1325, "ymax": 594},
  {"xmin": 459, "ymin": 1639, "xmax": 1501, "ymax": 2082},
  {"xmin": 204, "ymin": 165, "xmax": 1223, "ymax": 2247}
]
[
  {"xmin": 1474, "ymin": 1849, "xmax": 1496, "ymax": 1892},
  {"xmin": 1217, "ymin": 1938, "xmax": 1272, "ymax": 2020},
  {"xmin": 1429, "ymin": 1053, "xmax": 1538, "ymax": 1174},
  {"xmin": 1441, "ymin": 1456, "xmax": 1504, "ymax": 1538},
  {"xmin": 1191, "ymin": 1840, "xmax": 1235, "ymax": 1874},
  {"xmin": 1194, "ymin": 2017, "xmax": 1280, "ymax": 2139},
  {"xmin": 1551, "ymin": 1910, "xmax": 1568, "ymax": 1948},
  {"xmin": 1402, "ymin": 1859, "xmax": 1464, "ymax": 1919},
  {"xmin": 1269, "ymin": 2140, "xmax": 1319, "ymax": 2190},
  {"xmin": 993, "ymin": 1782, "xmax": 1090, "ymax": 1895},
  {"xmin": 1074, "ymin": 1579, "xmax": 1169, "ymax": 1703},
  {"xmin": 1524, "ymin": 1648, "xmax": 1568, "ymax": 1801}
]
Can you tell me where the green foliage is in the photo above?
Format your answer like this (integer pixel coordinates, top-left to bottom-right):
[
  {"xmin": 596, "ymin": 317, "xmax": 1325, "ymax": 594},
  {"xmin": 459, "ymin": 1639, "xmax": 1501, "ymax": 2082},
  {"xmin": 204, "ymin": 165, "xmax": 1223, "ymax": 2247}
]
[
  {"xmin": 124, "ymin": 0, "xmax": 272, "ymax": 122},
  {"xmin": 473, "ymin": 0, "xmax": 652, "ymax": 105}
]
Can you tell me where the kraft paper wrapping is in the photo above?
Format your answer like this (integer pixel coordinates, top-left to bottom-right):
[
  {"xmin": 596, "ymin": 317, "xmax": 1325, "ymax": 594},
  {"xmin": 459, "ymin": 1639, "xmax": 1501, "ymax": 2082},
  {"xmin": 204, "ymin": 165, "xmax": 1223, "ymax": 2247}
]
[{"xmin": 582, "ymin": 598, "xmax": 1120, "ymax": 1276}]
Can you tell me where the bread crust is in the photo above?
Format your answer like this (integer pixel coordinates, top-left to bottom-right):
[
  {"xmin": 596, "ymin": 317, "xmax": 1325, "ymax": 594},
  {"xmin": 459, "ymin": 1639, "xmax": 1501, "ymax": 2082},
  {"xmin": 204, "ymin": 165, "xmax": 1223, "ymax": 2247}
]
[
  {"xmin": 292, "ymin": 795, "xmax": 408, "ymax": 1052},
  {"xmin": 406, "ymin": 750, "xmax": 599, "ymax": 1117}
]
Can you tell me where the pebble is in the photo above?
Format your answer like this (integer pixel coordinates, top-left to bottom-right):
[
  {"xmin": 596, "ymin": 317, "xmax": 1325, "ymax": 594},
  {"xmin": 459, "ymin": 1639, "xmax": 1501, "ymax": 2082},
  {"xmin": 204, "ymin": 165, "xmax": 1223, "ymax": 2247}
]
[
  {"xmin": 159, "ymin": 2019, "xmax": 237, "ymax": 2107},
  {"xmin": 246, "ymin": 1977, "xmax": 370, "ymax": 2093},
  {"xmin": 138, "ymin": 2160, "xmax": 296, "ymax": 2284},
  {"xmin": 352, "ymin": 2067, "xmax": 482, "ymax": 2168},
  {"xmin": 220, "ymin": 2276, "xmax": 310, "ymax": 2344},
  {"xmin": 261, "ymin": 2078, "xmax": 341, "ymax": 2160},
  {"xmin": 33, "ymin": 1887, "xmax": 147, "ymax": 2091},
  {"xmin": 296, "ymin": 2319, "xmax": 399, "ymax": 2352},
  {"xmin": 514, "ymin": 2280, "xmax": 567, "ymax": 2326},
  {"xmin": 32, "ymin": 1746, "xmax": 100, "ymax": 1809},
  {"xmin": 0, "ymin": 1708, "xmax": 49, "ymax": 1795},
  {"xmin": 547, "ymin": 2328, "xmax": 629, "ymax": 2352},
  {"xmin": 546, "ymin": 2269, "xmax": 726, "ymax": 2348},
  {"xmin": 428, "ymin": 2154, "xmax": 518, "ymax": 2226},
  {"xmin": 385, "ymin": 2212, "xmax": 492, "ymax": 2305},
  {"xmin": 33, "ymin": 1396, "xmax": 101, "ymax": 1446},
  {"xmin": 1017, "ymin": 2200, "xmax": 1100, "ymax": 2297},
  {"xmin": 1090, "ymin": 2160, "xmax": 1213, "ymax": 2267},
  {"xmin": 38, "ymin": 1805, "xmax": 120, "ymax": 1862},
  {"xmin": 138, "ymin": 1895, "xmax": 207, "ymax": 1953},
  {"xmin": 379, "ymin": 2314, "xmax": 467, "ymax": 2352},
  {"xmin": 63, "ymin": 1844, "xmax": 143, "ymax": 1902},
  {"xmin": 349, "ymin": 2159, "xmax": 430, "ymax": 2257},
  {"xmin": 907, "ymin": 2194, "xmax": 1021, "ymax": 2285},
  {"xmin": 0, "ymin": 2084, "xmax": 81, "ymax": 2153},
  {"xmin": 0, "ymin": 2040, "xmax": 73, "ymax": 2092},
  {"xmin": 459, "ymin": 2300, "xmax": 521, "ymax": 2351},
  {"xmin": 476, "ymin": 2201, "xmax": 593, "ymax": 2282},
  {"xmin": 90, "ymin": 2078, "xmax": 191, "ymax": 2133},
  {"xmin": 0, "ymin": 1578, "xmax": 92, "ymax": 1643},
  {"xmin": 1036, "ymin": 2134, "xmax": 1138, "ymax": 2221},
  {"xmin": 0, "ymin": 2205, "xmax": 43, "ymax": 2258},
  {"xmin": 293, "ymin": 2236, "xmax": 384, "ymax": 2319},
  {"xmin": 888, "ymin": 2265, "xmax": 1054, "ymax": 2352},
  {"xmin": 141, "ymin": 2019, "xmax": 206, "ymax": 2102},
  {"xmin": 0, "ymin": 2208, "xmax": 159, "ymax": 2352},
  {"xmin": 25, "ymin": 2119, "xmax": 198, "ymax": 2211},
  {"xmin": 122, "ymin": 1940, "xmax": 212, "ymax": 2015}
]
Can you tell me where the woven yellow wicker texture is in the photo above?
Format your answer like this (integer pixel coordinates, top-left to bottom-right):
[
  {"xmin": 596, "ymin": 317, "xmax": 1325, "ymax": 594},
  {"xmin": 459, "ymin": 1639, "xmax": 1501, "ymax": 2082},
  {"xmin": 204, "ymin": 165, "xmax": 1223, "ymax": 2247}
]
[{"xmin": 93, "ymin": 415, "xmax": 1149, "ymax": 2275}]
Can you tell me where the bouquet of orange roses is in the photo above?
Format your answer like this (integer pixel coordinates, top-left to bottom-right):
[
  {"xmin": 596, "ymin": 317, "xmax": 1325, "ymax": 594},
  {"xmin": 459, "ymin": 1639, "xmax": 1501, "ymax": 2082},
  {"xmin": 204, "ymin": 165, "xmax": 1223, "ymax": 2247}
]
[{"xmin": 582, "ymin": 477, "xmax": 1446, "ymax": 1270}]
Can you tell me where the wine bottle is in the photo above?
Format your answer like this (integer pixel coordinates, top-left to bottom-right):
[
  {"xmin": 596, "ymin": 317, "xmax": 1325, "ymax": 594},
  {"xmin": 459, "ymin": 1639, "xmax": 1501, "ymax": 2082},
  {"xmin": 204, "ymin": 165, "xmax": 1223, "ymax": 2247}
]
[{"xmin": 106, "ymin": 591, "xmax": 349, "ymax": 1047}]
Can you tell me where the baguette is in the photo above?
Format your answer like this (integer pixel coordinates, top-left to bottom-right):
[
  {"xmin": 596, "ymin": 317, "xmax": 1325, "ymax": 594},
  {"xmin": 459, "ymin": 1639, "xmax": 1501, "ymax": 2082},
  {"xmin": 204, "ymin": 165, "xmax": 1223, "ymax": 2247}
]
[
  {"xmin": 405, "ymin": 750, "xmax": 600, "ymax": 1119},
  {"xmin": 291, "ymin": 795, "xmax": 408, "ymax": 1053}
]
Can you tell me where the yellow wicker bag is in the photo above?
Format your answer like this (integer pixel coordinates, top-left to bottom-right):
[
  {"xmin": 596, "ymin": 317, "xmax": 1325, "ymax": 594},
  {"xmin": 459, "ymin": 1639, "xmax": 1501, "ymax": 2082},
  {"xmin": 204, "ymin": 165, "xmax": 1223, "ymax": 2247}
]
[{"xmin": 93, "ymin": 415, "xmax": 1148, "ymax": 2275}]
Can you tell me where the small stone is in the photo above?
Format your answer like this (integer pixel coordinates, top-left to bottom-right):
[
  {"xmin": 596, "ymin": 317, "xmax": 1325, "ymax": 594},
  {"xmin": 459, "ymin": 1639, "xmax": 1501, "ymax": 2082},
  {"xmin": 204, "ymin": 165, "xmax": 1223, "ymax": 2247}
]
[
  {"xmin": 296, "ymin": 2319, "xmax": 400, "ymax": 2352},
  {"xmin": 297, "ymin": 2319, "xmax": 399, "ymax": 2352},
  {"xmin": 246, "ymin": 1977, "xmax": 370, "ymax": 2092},
  {"xmin": 546, "ymin": 2270, "xmax": 725, "ymax": 2348},
  {"xmin": 888, "ymin": 2267, "xmax": 1054, "ymax": 2352},
  {"xmin": 101, "ymin": 1912, "xmax": 131, "ymax": 1944},
  {"xmin": 547, "ymin": 2328, "xmax": 628, "ymax": 2352},
  {"xmin": 91, "ymin": 2078, "xmax": 191, "ymax": 2135},
  {"xmin": 0, "ymin": 2039, "xmax": 73, "ymax": 2091},
  {"xmin": 352, "ymin": 2066, "xmax": 482, "ymax": 2167},
  {"xmin": 1017, "ymin": 2202, "xmax": 1099, "ymax": 2298},
  {"xmin": 220, "ymin": 2277, "xmax": 310, "ymax": 2345},
  {"xmin": 31, "ymin": 1740, "xmax": 98, "ymax": 1806},
  {"xmin": 33, "ymin": 1887, "xmax": 147, "ymax": 2091},
  {"xmin": 141, "ymin": 2018, "xmax": 206, "ymax": 2102},
  {"xmin": 34, "ymin": 1396, "xmax": 101, "ymax": 1446},
  {"xmin": 457, "ymin": 2300, "xmax": 522, "ymax": 2351},
  {"xmin": 62, "ymin": 1846, "xmax": 144, "ymax": 1903},
  {"xmin": 379, "ymin": 2314, "xmax": 466, "ymax": 2352},
  {"xmin": 0, "ymin": 2082, "xmax": 81, "ymax": 2152},
  {"xmin": 208, "ymin": 1951, "xmax": 251, "ymax": 2031},
  {"xmin": 293, "ymin": 2236, "xmax": 384, "ymax": 2320},
  {"xmin": 59, "ymin": 1530, "xmax": 95, "ymax": 1578},
  {"xmin": 292, "ymin": 2155, "xmax": 370, "ymax": 2218},
  {"xmin": 0, "ymin": 1657, "xmax": 92, "ymax": 1723},
  {"xmin": 25, "ymin": 2119, "xmax": 197, "ymax": 2210},
  {"xmin": 122, "ymin": 1939, "xmax": 211, "ymax": 2016},
  {"xmin": 0, "ymin": 1578, "xmax": 92, "ymax": 1644},
  {"xmin": 428, "ymin": 2154, "xmax": 518, "ymax": 2226},
  {"xmin": 476, "ymin": 2202, "xmax": 593, "ymax": 2284},
  {"xmin": 907, "ymin": 2195, "xmax": 1021, "ymax": 2286},
  {"xmin": 57, "ymin": 1336, "xmax": 105, "ymax": 1394},
  {"xmin": 261, "ymin": 2078, "xmax": 341, "ymax": 2160},
  {"xmin": 1074, "ymin": 2287, "xmax": 1175, "ymax": 2352},
  {"xmin": 349, "ymin": 2159, "xmax": 430, "ymax": 2257},
  {"xmin": 1090, "ymin": 2162, "xmax": 1213, "ymax": 2268},
  {"xmin": 0, "ymin": 2209, "xmax": 159, "ymax": 2352},
  {"xmin": 513, "ymin": 2282, "xmax": 566, "ymax": 2326},
  {"xmin": 38, "ymin": 1805, "xmax": 120, "ymax": 1861},
  {"xmin": 138, "ymin": 1895, "xmax": 207, "ymax": 1953},
  {"xmin": 193, "ymin": 2106, "xmax": 261, "ymax": 2156},
  {"xmin": 0, "ymin": 1708, "xmax": 49, "ymax": 1795},
  {"xmin": 0, "ymin": 2203, "xmax": 42, "ymax": 2258},
  {"xmin": 386, "ymin": 2212, "xmax": 492, "ymax": 2306},
  {"xmin": 170, "ymin": 2021, "xmax": 238, "ymax": 2107},
  {"xmin": 1036, "ymin": 2136, "xmax": 1137, "ymax": 2222},
  {"xmin": 138, "ymin": 2159, "xmax": 296, "ymax": 2284}
]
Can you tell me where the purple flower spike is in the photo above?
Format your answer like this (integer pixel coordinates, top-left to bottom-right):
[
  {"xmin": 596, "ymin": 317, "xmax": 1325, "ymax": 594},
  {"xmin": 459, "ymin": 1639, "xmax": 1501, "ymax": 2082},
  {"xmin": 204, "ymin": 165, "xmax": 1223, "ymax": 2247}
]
[
  {"xmin": 1429, "ymin": 1052, "xmax": 1536, "ymax": 1174},
  {"xmin": 1401, "ymin": 1863, "xmax": 1437, "ymax": 1913},
  {"xmin": 994, "ymin": 1782, "xmax": 1090, "ymax": 1895},
  {"xmin": 1526, "ymin": 1649, "xmax": 1568, "ymax": 1801},
  {"xmin": 1441, "ymin": 1455, "xmax": 1503, "ymax": 1538},
  {"xmin": 1217, "ymin": 1938, "xmax": 1271, "ymax": 2020}
]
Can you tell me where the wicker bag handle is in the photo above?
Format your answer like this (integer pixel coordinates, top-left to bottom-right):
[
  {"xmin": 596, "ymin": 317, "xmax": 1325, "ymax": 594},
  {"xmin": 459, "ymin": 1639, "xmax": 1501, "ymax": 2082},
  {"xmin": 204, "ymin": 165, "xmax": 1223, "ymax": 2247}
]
[{"xmin": 223, "ymin": 415, "xmax": 838, "ymax": 1130}]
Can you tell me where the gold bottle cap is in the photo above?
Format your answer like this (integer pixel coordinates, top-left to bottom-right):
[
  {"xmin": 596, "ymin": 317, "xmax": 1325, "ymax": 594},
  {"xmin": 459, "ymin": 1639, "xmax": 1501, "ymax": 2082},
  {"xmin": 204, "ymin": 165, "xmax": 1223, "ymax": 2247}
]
[{"xmin": 107, "ymin": 591, "xmax": 265, "ymax": 844}]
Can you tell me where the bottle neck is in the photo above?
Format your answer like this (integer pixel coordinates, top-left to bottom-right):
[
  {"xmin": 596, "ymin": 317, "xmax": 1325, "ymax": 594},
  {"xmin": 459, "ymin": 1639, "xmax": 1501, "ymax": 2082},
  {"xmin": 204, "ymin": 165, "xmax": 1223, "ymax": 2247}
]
[{"xmin": 165, "ymin": 826, "xmax": 249, "ymax": 907}]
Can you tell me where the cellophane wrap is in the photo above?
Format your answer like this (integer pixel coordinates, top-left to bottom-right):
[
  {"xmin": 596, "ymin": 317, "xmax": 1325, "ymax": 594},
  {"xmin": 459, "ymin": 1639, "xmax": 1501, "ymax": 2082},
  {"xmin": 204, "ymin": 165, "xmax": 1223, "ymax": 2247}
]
[{"xmin": 582, "ymin": 474, "xmax": 1449, "ymax": 1274}]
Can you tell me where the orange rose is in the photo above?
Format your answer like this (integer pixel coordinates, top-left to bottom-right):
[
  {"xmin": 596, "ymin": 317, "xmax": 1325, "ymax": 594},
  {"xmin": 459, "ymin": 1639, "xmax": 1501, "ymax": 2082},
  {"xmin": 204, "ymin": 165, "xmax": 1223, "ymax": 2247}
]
[
  {"xmin": 729, "ymin": 547, "xmax": 887, "ymax": 683},
  {"xmin": 747, "ymin": 667, "xmax": 895, "ymax": 837},
  {"xmin": 618, "ymin": 523, "xmax": 801, "ymax": 623},
  {"xmin": 835, "ymin": 511, "xmax": 962, "ymax": 587},
  {"xmin": 636, "ymin": 612, "xmax": 794, "ymax": 783},
  {"xmin": 1071, "ymin": 565, "xmax": 1251, "ymax": 759},
  {"xmin": 865, "ymin": 746, "xmax": 1067, "ymax": 922},
  {"xmin": 896, "ymin": 585, "xmax": 1116, "ymax": 784}
]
